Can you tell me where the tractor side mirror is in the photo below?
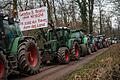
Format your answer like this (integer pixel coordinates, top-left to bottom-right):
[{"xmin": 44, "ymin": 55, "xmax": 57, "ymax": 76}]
[{"xmin": 8, "ymin": 17, "xmax": 14, "ymax": 25}]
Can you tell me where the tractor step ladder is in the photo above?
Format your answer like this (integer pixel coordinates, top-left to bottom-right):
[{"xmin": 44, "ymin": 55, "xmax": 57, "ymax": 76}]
[{"xmin": 8, "ymin": 54, "xmax": 18, "ymax": 70}]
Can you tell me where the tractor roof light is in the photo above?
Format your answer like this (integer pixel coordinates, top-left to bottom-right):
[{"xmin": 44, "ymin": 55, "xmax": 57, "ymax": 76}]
[{"xmin": 58, "ymin": 27, "xmax": 68, "ymax": 29}]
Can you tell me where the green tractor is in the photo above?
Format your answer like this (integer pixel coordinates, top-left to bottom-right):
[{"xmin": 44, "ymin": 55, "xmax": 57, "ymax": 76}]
[
  {"xmin": 0, "ymin": 14, "xmax": 41, "ymax": 79},
  {"xmin": 70, "ymin": 30, "xmax": 89, "ymax": 56},
  {"xmin": 39, "ymin": 25, "xmax": 81, "ymax": 64}
]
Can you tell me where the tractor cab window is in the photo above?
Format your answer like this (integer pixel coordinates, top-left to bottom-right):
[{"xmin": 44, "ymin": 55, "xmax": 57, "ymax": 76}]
[
  {"xmin": 56, "ymin": 29, "xmax": 66, "ymax": 38},
  {"xmin": 3, "ymin": 20, "xmax": 15, "ymax": 42},
  {"xmin": 48, "ymin": 30, "xmax": 57, "ymax": 40},
  {"xmin": 3, "ymin": 20, "xmax": 22, "ymax": 37},
  {"xmin": 80, "ymin": 31, "xmax": 84, "ymax": 38},
  {"xmin": 71, "ymin": 32, "xmax": 80, "ymax": 38},
  {"xmin": 48, "ymin": 29, "xmax": 70, "ymax": 40},
  {"xmin": 58, "ymin": 29, "xmax": 70, "ymax": 41},
  {"xmin": 64, "ymin": 30, "xmax": 70, "ymax": 37},
  {"xmin": 56, "ymin": 29, "xmax": 62, "ymax": 37}
]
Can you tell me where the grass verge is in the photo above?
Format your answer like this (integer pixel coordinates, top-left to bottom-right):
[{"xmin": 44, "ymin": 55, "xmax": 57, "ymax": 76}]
[{"xmin": 65, "ymin": 44, "xmax": 120, "ymax": 80}]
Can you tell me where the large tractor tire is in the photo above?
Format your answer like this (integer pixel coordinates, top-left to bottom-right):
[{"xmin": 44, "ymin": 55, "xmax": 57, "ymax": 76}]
[
  {"xmin": 94, "ymin": 44, "xmax": 98, "ymax": 52},
  {"xmin": 106, "ymin": 42, "xmax": 109, "ymax": 47},
  {"xmin": 97, "ymin": 43, "xmax": 101, "ymax": 49},
  {"xmin": 0, "ymin": 50, "xmax": 8, "ymax": 80},
  {"xmin": 18, "ymin": 39, "xmax": 41, "ymax": 75},
  {"xmin": 90, "ymin": 44, "xmax": 95, "ymax": 53},
  {"xmin": 57, "ymin": 47, "xmax": 70, "ymax": 64},
  {"xmin": 87, "ymin": 45, "xmax": 92, "ymax": 55},
  {"xmin": 103, "ymin": 42, "xmax": 107, "ymax": 48},
  {"xmin": 72, "ymin": 42, "xmax": 80, "ymax": 60},
  {"xmin": 79, "ymin": 44, "xmax": 87, "ymax": 57}
]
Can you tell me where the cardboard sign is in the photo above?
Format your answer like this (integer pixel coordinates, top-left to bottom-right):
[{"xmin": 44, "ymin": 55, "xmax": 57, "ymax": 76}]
[{"xmin": 18, "ymin": 7, "xmax": 48, "ymax": 31}]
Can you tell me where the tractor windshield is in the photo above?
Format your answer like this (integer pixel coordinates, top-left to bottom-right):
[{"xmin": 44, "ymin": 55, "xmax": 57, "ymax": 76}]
[
  {"xmin": 3, "ymin": 20, "xmax": 23, "ymax": 42},
  {"xmin": 48, "ymin": 28, "xmax": 70, "ymax": 41},
  {"xmin": 56, "ymin": 29, "xmax": 70, "ymax": 39},
  {"xmin": 71, "ymin": 32, "xmax": 80, "ymax": 38},
  {"xmin": 70, "ymin": 31, "xmax": 84, "ymax": 39}
]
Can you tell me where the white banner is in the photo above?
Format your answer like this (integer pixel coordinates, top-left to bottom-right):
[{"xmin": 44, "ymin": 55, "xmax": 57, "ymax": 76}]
[{"xmin": 18, "ymin": 7, "xmax": 48, "ymax": 31}]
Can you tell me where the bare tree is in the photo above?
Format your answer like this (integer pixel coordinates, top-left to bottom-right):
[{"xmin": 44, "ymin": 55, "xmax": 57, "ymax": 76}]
[
  {"xmin": 88, "ymin": 0, "xmax": 94, "ymax": 34},
  {"xmin": 94, "ymin": 0, "xmax": 106, "ymax": 34},
  {"xmin": 52, "ymin": 0, "xmax": 58, "ymax": 26},
  {"xmin": 76, "ymin": 0, "xmax": 88, "ymax": 31}
]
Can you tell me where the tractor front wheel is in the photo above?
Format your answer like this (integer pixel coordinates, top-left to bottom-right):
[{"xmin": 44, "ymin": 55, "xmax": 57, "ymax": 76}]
[
  {"xmin": 57, "ymin": 47, "xmax": 70, "ymax": 64},
  {"xmin": 72, "ymin": 42, "xmax": 80, "ymax": 60},
  {"xmin": 0, "ymin": 51, "xmax": 8, "ymax": 80},
  {"xmin": 18, "ymin": 39, "xmax": 41, "ymax": 75}
]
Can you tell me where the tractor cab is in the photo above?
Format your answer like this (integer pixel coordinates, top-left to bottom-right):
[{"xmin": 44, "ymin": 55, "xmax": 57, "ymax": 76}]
[
  {"xmin": 47, "ymin": 27, "xmax": 70, "ymax": 45},
  {"xmin": 0, "ymin": 13, "xmax": 22, "ymax": 49},
  {"xmin": 70, "ymin": 30, "xmax": 84, "ymax": 44},
  {"xmin": 70, "ymin": 30, "xmax": 83, "ymax": 38}
]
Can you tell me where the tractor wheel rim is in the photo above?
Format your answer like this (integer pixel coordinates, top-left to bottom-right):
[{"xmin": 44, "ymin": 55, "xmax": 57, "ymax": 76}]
[
  {"xmin": 65, "ymin": 51, "xmax": 69, "ymax": 62},
  {"xmin": 75, "ymin": 45, "xmax": 79, "ymax": 58},
  {"xmin": 28, "ymin": 46, "xmax": 38, "ymax": 67},
  {"xmin": 0, "ymin": 59, "xmax": 4, "ymax": 79}
]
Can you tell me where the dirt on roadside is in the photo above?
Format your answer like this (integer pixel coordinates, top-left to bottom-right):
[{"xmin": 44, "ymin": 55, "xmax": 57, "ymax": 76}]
[{"xmin": 66, "ymin": 44, "xmax": 120, "ymax": 80}]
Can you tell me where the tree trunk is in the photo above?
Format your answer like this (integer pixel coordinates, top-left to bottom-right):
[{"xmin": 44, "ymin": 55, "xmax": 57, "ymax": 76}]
[
  {"xmin": 76, "ymin": 0, "xmax": 88, "ymax": 31},
  {"xmin": 52, "ymin": 0, "xmax": 58, "ymax": 26},
  {"xmin": 99, "ymin": 9, "xmax": 102, "ymax": 35},
  {"xmin": 46, "ymin": 0, "xmax": 52, "ymax": 22},
  {"xmin": 88, "ymin": 0, "xmax": 94, "ymax": 34}
]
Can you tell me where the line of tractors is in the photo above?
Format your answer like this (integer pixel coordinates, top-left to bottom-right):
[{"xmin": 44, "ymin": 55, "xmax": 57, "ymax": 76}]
[{"xmin": 0, "ymin": 13, "xmax": 112, "ymax": 80}]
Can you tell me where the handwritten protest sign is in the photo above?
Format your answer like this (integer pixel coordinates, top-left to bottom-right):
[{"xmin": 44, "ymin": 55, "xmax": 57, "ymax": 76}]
[{"xmin": 18, "ymin": 7, "xmax": 48, "ymax": 31}]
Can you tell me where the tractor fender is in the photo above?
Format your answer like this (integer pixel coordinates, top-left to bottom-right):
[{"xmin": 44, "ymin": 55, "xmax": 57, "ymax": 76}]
[
  {"xmin": 10, "ymin": 37, "xmax": 21, "ymax": 54},
  {"xmin": 19, "ymin": 36, "xmax": 37, "ymax": 44},
  {"xmin": 67, "ymin": 39, "xmax": 78, "ymax": 49},
  {"xmin": 10, "ymin": 36, "xmax": 36, "ymax": 54}
]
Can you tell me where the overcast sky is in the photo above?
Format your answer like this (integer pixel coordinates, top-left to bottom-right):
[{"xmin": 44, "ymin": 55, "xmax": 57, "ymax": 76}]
[{"xmin": 94, "ymin": 0, "xmax": 117, "ymax": 28}]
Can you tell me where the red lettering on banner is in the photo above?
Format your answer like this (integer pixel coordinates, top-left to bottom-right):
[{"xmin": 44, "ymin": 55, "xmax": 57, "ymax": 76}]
[
  {"xmin": 30, "ymin": 13, "xmax": 43, "ymax": 18},
  {"xmin": 20, "ymin": 12, "xmax": 31, "ymax": 17},
  {"xmin": 24, "ymin": 26, "xmax": 30, "ymax": 29},
  {"xmin": 38, "ymin": 19, "xmax": 46, "ymax": 22},
  {"xmin": 31, "ymin": 25, "xmax": 36, "ymax": 28},
  {"xmin": 37, "ymin": 23, "xmax": 45, "ymax": 27},
  {"xmin": 22, "ymin": 16, "xmax": 29, "ymax": 19},
  {"xmin": 32, "ymin": 20, "xmax": 37, "ymax": 24},
  {"xmin": 24, "ymin": 21, "xmax": 31, "ymax": 25}
]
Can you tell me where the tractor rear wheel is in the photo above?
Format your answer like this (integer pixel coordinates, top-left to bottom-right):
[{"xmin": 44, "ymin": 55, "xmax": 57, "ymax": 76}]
[
  {"xmin": 94, "ymin": 44, "xmax": 98, "ymax": 52},
  {"xmin": 0, "ymin": 51, "xmax": 8, "ymax": 80},
  {"xmin": 90, "ymin": 44, "xmax": 95, "ymax": 52},
  {"xmin": 57, "ymin": 47, "xmax": 70, "ymax": 64},
  {"xmin": 103, "ymin": 42, "xmax": 107, "ymax": 48},
  {"xmin": 18, "ymin": 39, "xmax": 41, "ymax": 75},
  {"xmin": 79, "ymin": 44, "xmax": 87, "ymax": 57},
  {"xmin": 72, "ymin": 42, "xmax": 80, "ymax": 60},
  {"xmin": 87, "ymin": 45, "xmax": 92, "ymax": 55}
]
